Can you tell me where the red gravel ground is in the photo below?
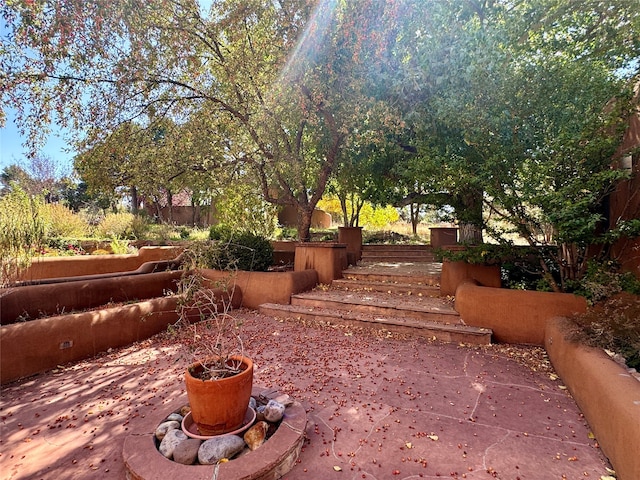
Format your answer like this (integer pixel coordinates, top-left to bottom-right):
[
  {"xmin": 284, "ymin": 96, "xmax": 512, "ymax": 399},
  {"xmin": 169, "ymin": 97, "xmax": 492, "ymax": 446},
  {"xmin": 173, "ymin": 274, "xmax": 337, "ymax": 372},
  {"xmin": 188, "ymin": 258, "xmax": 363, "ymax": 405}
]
[{"xmin": 0, "ymin": 310, "xmax": 612, "ymax": 480}]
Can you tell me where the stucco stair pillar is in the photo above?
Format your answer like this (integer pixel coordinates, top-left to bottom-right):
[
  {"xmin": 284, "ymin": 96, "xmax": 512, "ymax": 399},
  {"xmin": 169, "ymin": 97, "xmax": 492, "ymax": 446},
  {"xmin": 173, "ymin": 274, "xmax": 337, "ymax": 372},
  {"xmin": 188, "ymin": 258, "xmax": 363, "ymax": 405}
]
[
  {"xmin": 338, "ymin": 227, "xmax": 363, "ymax": 266},
  {"xmin": 294, "ymin": 243, "xmax": 347, "ymax": 285}
]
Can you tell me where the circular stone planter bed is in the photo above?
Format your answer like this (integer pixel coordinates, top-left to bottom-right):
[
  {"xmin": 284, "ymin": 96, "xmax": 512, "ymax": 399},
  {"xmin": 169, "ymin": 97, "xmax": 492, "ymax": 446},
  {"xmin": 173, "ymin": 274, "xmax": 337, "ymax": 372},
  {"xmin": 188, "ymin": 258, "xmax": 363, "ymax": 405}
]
[{"xmin": 123, "ymin": 387, "xmax": 307, "ymax": 480}]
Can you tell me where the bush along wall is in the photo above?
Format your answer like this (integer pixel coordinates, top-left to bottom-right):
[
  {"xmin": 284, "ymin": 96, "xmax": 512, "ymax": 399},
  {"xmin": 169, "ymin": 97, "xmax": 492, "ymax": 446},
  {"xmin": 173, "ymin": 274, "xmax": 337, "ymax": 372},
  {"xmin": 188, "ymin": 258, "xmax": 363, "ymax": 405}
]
[{"xmin": 206, "ymin": 227, "xmax": 274, "ymax": 272}]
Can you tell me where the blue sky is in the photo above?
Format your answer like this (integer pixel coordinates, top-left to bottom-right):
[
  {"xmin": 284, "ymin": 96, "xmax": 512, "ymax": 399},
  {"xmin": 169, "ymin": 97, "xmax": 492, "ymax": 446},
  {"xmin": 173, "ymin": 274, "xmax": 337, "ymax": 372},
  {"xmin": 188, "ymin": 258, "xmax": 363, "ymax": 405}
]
[
  {"xmin": 0, "ymin": 15, "xmax": 75, "ymax": 176},
  {"xmin": 0, "ymin": 110, "xmax": 75, "ymax": 175}
]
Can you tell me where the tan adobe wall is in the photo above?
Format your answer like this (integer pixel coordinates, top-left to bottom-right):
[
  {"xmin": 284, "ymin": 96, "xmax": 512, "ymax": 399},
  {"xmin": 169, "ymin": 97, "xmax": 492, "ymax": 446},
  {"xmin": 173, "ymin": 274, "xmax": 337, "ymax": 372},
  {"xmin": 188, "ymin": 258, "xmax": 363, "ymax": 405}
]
[
  {"xmin": 200, "ymin": 269, "xmax": 318, "ymax": 310},
  {"xmin": 1, "ymin": 270, "xmax": 317, "ymax": 384},
  {"xmin": 545, "ymin": 317, "xmax": 640, "ymax": 480},
  {"xmin": 454, "ymin": 281, "xmax": 587, "ymax": 345},
  {"xmin": 17, "ymin": 246, "xmax": 183, "ymax": 281},
  {"xmin": 440, "ymin": 260, "xmax": 502, "ymax": 297},
  {"xmin": 1, "ymin": 271, "xmax": 183, "ymax": 325},
  {"xmin": 1, "ymin": 297, "xmax": 179, "ymax": 384}
]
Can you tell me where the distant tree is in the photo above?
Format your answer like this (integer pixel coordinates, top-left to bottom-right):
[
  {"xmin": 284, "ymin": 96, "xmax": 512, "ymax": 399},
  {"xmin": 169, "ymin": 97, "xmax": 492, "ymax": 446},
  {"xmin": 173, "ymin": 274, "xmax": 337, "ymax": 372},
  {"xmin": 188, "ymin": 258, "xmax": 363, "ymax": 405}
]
[
  {"xmin": 57, "ymin": 177, "xmax": 90, "ymax": 212},
  {"xmin": 1, "ymin": 157, "xmax": 73, "ymax": 204},
  {"xmin": 1, "ymin": 165, "xmax": 33, "ymax": 195}
]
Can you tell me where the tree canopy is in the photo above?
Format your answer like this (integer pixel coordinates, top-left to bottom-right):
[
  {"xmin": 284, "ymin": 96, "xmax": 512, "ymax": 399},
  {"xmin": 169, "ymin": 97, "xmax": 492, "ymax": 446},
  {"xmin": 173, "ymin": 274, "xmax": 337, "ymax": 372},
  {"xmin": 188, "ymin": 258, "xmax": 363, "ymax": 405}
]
[{"xmin": 2, "ymin": 0, "xmax": 400, "ymax": 240}]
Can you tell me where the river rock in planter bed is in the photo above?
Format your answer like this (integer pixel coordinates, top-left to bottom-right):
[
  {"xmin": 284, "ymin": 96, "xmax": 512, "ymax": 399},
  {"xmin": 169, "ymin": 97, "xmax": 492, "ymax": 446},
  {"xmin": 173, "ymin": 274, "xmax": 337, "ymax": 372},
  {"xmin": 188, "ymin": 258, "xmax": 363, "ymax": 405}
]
[
  {"xmin": 198, "ymin": 435, "xmax": 246, "ymax": 465},
  {"xmin": 263, "ymin": 399, "xmax": 286, "ymax": 422},
  {"xmin": 159, "ymin": 429, "xmax": 188, "ymax": 459},
  {"xmin": 166, "ymin": 412, "xmax": 184, "ymax": 423},
  {"xmin": 244, "ymin": 421, "xmax": 269, "ymax": 451},
  {"xmin": 155, "ymin": 420, "xmax": 181, "ymax": 440},
  {"xmin": 173, "ymin": 438, "xmax": 202, "ymax": 465}
]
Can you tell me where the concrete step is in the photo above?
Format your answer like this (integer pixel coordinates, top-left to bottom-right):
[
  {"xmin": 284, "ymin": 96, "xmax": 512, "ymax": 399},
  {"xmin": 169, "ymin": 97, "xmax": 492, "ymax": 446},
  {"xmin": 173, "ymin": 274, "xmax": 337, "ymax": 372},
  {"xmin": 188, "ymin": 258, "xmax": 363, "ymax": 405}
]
[
  {"xmin": 290, "ymin": 291, "xmax": 460, "ymax": 324},
  {"xmin": 362, "ymin": 244, "xmax": 432, "ymax": 251},
  {"xmin": 361, "ymin": 254, "xmax": 436, "ymax": 262},
  {"xmin": 342, "ymin": 270, "xmax": 441, "ymax": 286},
  {"xmin": 331, "ymin": 278, "xmax": 441, "ymax": 297},
  {"xmin": 362, "ymin": 249, "xmax": 434, "ymax": 256},
  {"xmin": 361, "ymin": 246, "xmax": 436, "ymax": 263},
  {"xmin": 258, "ymin": 303, "xmax": 492, "ymax": 345}
]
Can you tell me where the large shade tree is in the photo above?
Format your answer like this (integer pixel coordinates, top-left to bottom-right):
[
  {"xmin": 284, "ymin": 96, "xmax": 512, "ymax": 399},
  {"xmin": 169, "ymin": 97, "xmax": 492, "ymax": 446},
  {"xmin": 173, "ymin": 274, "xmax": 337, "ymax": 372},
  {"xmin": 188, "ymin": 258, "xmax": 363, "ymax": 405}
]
[
  {"xmin": 357, "ymin": 0, "xmax": 639, "ymax": 289},
  {"xmin": 1, "ymin": 0, "xmax": 396, "ymax": 240}
]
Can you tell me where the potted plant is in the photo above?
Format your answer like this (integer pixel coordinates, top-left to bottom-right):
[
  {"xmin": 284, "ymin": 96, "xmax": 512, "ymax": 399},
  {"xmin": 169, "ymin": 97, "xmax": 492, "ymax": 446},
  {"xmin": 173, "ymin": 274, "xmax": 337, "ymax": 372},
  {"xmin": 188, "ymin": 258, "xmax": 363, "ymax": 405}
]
[{"xmin": 171, "ymin": 241, "xmax": 253, "ymax": 436}]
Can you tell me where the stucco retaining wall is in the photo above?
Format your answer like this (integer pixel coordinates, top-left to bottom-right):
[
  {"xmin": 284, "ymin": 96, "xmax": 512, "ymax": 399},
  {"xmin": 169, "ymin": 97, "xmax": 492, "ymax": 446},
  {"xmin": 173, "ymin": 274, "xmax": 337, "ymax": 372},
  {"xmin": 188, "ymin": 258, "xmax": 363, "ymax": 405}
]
[
  {"xmin": 271, "ymin": 241, "xmax": 297, "ymax": 266},
  {"xmin": 1, "ymin": 297, "xmax": 179, "ymax": 384},
  {"xmin": 200, "ymin": 269, "xmax": 318, "ymax": 309},
  {"xmin": 17, "ymin": 246, "xmax": 183, "ymax": 281},
  {"xmin": 454, "ymin": 281, "xmax": 587, "ymax": 345},
  {"xmin": 440, "ymin": 260, "xmax": 502, "ymax": 297},
  {"xmin": 545, "ymin": 317, "xmax": 640, "ymax": 480},
  {"xmin": 1, "ymin": 271, "xmax": 183, "ymax": 324}
]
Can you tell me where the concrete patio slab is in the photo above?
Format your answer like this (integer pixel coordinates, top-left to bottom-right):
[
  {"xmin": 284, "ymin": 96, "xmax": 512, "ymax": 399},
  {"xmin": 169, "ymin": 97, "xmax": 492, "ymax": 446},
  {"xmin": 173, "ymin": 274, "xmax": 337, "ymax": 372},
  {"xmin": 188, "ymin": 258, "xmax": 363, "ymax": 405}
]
[{"xmin": 0, "ymin": 310, "xmax": 611, "ymax": 480}]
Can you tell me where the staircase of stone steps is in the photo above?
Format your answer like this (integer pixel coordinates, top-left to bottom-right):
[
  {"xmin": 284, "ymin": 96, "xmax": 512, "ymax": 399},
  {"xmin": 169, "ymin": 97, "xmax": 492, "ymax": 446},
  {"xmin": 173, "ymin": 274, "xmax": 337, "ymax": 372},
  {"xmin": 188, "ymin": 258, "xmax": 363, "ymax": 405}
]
[
  {"xmin": 360, "ymin": 244, "xmax": 437, "ymax": 263},
  {"xmin": 259, "ymin": 248, "xmax": 493, "ymax": 345}
]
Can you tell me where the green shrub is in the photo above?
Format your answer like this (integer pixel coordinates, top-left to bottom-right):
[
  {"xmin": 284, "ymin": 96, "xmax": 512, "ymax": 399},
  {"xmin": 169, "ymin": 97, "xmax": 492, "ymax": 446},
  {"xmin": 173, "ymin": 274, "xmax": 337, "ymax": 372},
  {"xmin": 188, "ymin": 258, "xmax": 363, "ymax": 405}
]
[
  {"xmin": 567, "ymin": 260, "xmax": 640, "ymax": 304},
  {"xmin": 149, "ymin": 223, "xmax": 177, "ymax": 243},
  {"xmin": 94, "ymin": 212, "xmax": 135, "ymax": 239},
  {"xmin": 179, "ymin": 227, "xmax": 190, "ymax": 239},
  {"xmin": 130, "ymin": 214, "xmax": 150, "ymax": 240},
  {"xmin": 225, "ymin": 232, "xmax": 273, "ymax": 271},
  {"xmin": 109, "ymin": 238, "xmax": 134, "ymax": 255},
  {"xmin": 0, "ymin": 186, "xmax": 47, "ymax": 285},
  {"xmin": 209, "ymin": 224, "xmax": 234, "ymax": 241},
  {"xmin": 43, "ymin": 203, "xmax": 89, "ymax": 237},
  {"xmin": 189, "ymin": 231, "xmax": 274, "ymax": 272},
  {"xmin": 275, "ymin": 226, "xmax": 298, "ymax": 240}
]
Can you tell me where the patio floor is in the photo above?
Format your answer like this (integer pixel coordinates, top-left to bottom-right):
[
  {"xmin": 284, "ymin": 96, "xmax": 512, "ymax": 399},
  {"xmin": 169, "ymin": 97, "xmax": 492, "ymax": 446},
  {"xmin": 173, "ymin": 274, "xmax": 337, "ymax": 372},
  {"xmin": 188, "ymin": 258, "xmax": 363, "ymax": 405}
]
[{"xmin": 0, "ymin": 310, "xmax": 612, "ymax": 480}]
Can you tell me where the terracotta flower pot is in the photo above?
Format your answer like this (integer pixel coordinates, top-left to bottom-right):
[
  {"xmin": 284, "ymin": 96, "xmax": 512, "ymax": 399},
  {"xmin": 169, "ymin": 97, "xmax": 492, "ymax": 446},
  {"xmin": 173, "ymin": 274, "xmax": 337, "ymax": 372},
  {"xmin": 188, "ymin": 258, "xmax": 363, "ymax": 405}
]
[{"xmin": 184, "ymin": 355, "xmax": 254, "ymax": 436}]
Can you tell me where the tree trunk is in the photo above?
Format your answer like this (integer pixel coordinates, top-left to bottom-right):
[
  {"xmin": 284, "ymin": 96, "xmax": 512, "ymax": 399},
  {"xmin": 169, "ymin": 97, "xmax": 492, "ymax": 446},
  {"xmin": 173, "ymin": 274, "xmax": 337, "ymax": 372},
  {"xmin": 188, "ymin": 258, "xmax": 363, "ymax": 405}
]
[
  {"xmin": 152, "ymin": 196, "xmax": 164, "ymax": 222},
  {"xmin": 458, "ymin": 222, "xmax": 483, "ymax": 244},
  {"xmin": 410, "ymin": 203, "xmax": 419, "ymax": 235},
  {"xmin": 352, "ymin": 196, "xmax": 364, "ymax": 227},
  {"xmin": 339, "ymin": 193, "xmax": 349, "ymax": 227},
  {"xmin": 166, "ymin": 190, "xmax": 174, "ymax": 224},
  {"xmin": 455, "ymin": 187, "xmax": 484, "ymax": 244},
  {"xmin": 130, "ymin": 186, "xmax": 139, "ymax": 214},
  {"xmin": 297, "ymin": 208, "xmax": 313, "ymax": 242}
]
